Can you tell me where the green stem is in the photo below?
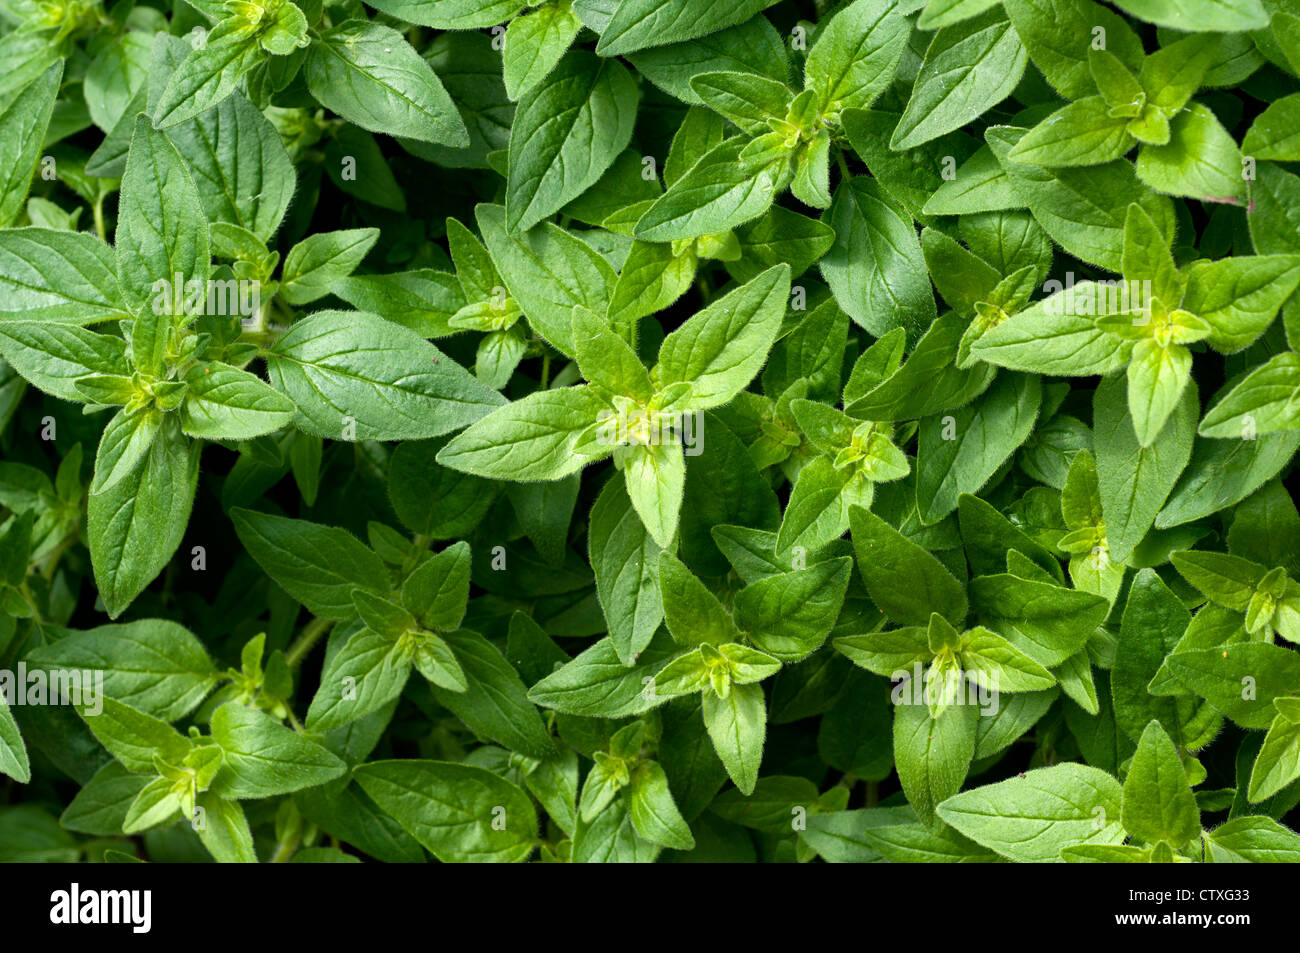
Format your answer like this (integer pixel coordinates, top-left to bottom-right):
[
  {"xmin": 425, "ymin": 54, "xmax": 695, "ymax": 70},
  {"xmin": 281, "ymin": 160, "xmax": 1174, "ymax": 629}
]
[
  {"xmin": 270, "ymin": 830, "xmax": 300, "ymax": 863},
  {"xmin": 835, "ymin": 148, "xmax": 852, "ymax": 183},
  {"xmin": 540, "ymin": 352, "xmax": 551, "ymax": 389},
  {"xmin": 695, "ymin": 273, "xmax": 712, "ymax": 304},
  {"xmin": 93, "ymin": 196, "xmax": 105, "ymax": 242},
  {"xmin": 38, "ymin": 534, "xmax": 76, "ymax": 581},
  {"xmin": 285, "ymin": 617, "xmax": 333, "ymax": 670}
]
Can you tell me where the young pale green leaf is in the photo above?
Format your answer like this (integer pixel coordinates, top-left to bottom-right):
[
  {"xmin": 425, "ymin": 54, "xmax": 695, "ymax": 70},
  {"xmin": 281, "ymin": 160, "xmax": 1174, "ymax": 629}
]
[
  {"xmin": 702, "ymin": 681, "xmax": 766, "ymax": 795},
  {"xmin": 502, "ymin": 1, "xmax": 584, "ymax": 101},
  {"xmin": 1248, "ymin": 715, "xmax": 1300, "ymax": 803},
  {"xmin": 79, "ymin": 696, "xmax": 191, "ymax": 775},
  {"xmin": 152, "ymin": 19, "xmax": 266, "ymax": 129},
  {"xmin": 654, "ymin": 264, "xmax": 789, "ymax": 408},
  {"xmin": 180, "ymin": 362, "xmax": 296, "ymax": 441},
  {"xmin": 278, "ymin": 229, "xmax": 380, "ymax": 306},
  {"xmin": 437, "ymin": 385, "xmax": 609, "ymax": 481},
  {"xmin": 626, "ymin": 760, "xmax": 695, "ymax": 850}
]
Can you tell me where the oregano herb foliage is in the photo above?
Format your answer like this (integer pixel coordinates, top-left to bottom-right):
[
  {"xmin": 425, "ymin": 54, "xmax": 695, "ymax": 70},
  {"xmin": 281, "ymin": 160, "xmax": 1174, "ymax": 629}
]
[{"xmin": 0, "ymin": 0, "xmax": 1298, "ymax": 868}]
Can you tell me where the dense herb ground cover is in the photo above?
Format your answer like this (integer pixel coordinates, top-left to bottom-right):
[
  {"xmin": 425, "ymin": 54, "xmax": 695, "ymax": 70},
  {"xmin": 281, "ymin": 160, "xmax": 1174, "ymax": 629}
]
[{"xmin": 1, "ymin": 0, "xmax": 1299, "ymax": 864}]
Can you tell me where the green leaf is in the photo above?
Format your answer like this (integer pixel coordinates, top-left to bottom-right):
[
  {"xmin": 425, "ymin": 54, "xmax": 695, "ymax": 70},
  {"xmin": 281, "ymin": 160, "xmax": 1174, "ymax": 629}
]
[
  {"xmin": 1002, "ymin": 0, "xmax": 1144, "ymax": 99},
  {"xmin": 210, "ymin": 703, "xmax": 345, "ymax": 798},
  {"xmin": 194, "ymin": 792, "xmax": 257, "ymax": 863},
  {"xmin": 477, "ymin": 203, "xmax": 617, "ymax": 355},
  {"xmin": 116, "ymin": 116, "xmax": 210, "ymax": 318},
  {"xmin": 428, "ymin": 629, "xmax": 555, "ymax": 759},
  {"xmin": 26, "ymin": 619, "xmax": 217, "ymax": 722},
  {"xmin": 354, "ymin": 759, "xmax": 538, "ymax": 862},
  {"xmin": 279, "ymin": 229, "xmax": 380, "ymax": 306},
  {"xmin": 88, "ymin": 415, "xmax": 199, "ymax": 618},
  {"xmin": 968, "ymin": 573, "xmax": 1109, "ymax": 667},
  {"xmin": 305, "ymin": 20, "xmax": 468, "ymax": 147},
  {"xmin": 622, "ymin": 441, "xmax": 686, "ymax": 548},
  {"xmin": 937, "ymin": 762, "xmax": 1126, "ymax": 861},
  {"xmin": 892, "ymin": 9, "xmax": 1027, "ymax": 150},
  {"xmin": 1248, "ymin": 716, "xmax": 1300, "ymax": 803},
  {"xmin": 702, "ymin": 681, "xmax": 766, "ymax": 794},
  {"xmin": 1198, "ymin": 353, "xmax": 1300, "ymax": 438},
  {"xmin": 734, "ymin": 558, "xmax": 852, "ymax": 661},
  {"xmin": 596, "ymin": 0, "xmax": 778, "ymax": 56},
  {"xmin": 821, "ymin": 177, "xmax": 935, "ymax": 345},
  {"xmin": 894, "ymin": 702, "xmax": 979, "ymax": 828},
  {"xmin": 266, "ymin": 310, "xmax": 504, "ymax": 441},
  {"xmin": 0, "ymin": 699, "xmax": 29, "ymax": 783},
  {"xmin": 79, "ymin": 696, "xmax": 190, "ymax": 774},
  {"xmin": 437, "ymin": 385, "xmax": 608, "ymax": 481},
  {"xmin": 1110, "ymin": 0, "xmax": 1267, "ymax": 33},
  {"xmin": 1135, "ymin": 103, "xmax": 1248, "ymax": 205},
  {"xmin": 0, "ymin": 229, "xmax": 129, "ymax": 324},
  {"xmin": 803, "ymin": 0, "xmax": 909, "ymax": 116},
  {"xmin": 1182, "ymin": 255, "xmax": 1300, "ymax": 354},
  {"xmin": 655, "ymin": 264, "xmax": 790, "ymax": 408},
  {"xmin": 1242, "ymin": 93, "xmax": 1300, "ymax": 161},
  {"xmin": 506, "ymin": 50, "xmax": 638, "ymax": 231},
  {"xmin": 153, "ymin": 19, "xmax": 266, "ymax": 128},
  {"xmin": 1204, "ymin": 815, "xmax": 1300, "ymax": 862},
  {"xmin": 0, "ymin": 62, "xmax": 62, "ymax": 228},
  {"xmin": 529, "ymin": 632, "xmax": 675, "ymax": 718},
  {"xmin": 916, "ymin": 372, "xmax": 1042, "ymax": 523},
  {"xmin": 849, "ymin": 506, "xmax": 968, "ymax": 627},
  {"xmin": 1093, "ymin": 373, "xmax": 1196, "ymax": 563},
  {"xmin": 0, "ymin": 323, "xmax": 129, "ymax": 402},
  {"xmin": 986, "ymin": 125, "xmax": 1175, "ymax": 273},
  {"xmin": 502, "ymin": 0, "xmax": 584, "ymax": 101},
  {"xmin": 180, "ymin": 362, "xmax": 296, "ymax": 441},
  {"xmin": 231, "ymin": 509, "xmax": 390, "ymax": 621},
  {"xmin": 1111, "ymin": 568, "xmax": 1196, "ymax": 742},
  {"xmin": 634, "ymin": 136, "xmax": 784, "ymax": 242},
  {"xmin": 1122, "ymin": 720, "xmax": 1200, "ymax": 846},
  {"xmin": 1007, "ymin": 98, "xmax": 1132, "ymax": 168},
  {"xmin": 626, "ymin": 760, "xmax": 695, "ymax": 849}
]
